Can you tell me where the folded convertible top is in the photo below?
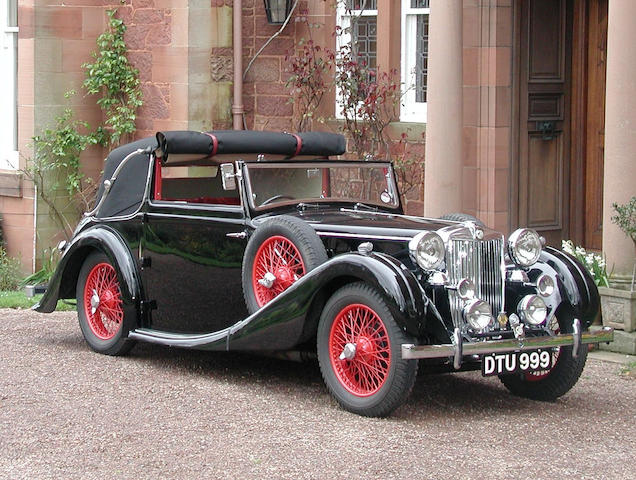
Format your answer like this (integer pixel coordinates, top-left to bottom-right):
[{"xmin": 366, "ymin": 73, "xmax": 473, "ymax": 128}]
[
  {"xmin": 155, "ymin": 130, "xmax": 346, "ymax": 161},
  {"xmin": 93, "ymin": 130, "xmax": 347, "ymax": 218}
]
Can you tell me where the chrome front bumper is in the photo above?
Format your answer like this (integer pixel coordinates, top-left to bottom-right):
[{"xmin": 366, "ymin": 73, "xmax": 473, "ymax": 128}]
[{"xmin": 401, "ymin": 319, "xmax": 614, "ymax": 369}]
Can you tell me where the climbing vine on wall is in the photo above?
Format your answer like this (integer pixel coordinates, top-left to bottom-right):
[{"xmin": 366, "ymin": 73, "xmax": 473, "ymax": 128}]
[
  {"xmin": 82, "ymin": 9, "xmax": 143, "ymax": 146},
  {"xmin": 22, "ymin": 8, "xmax": 142, "ymax": 245}
]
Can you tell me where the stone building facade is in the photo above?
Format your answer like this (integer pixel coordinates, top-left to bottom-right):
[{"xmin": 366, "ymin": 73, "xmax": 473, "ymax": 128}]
[{"xmin": 0, "ymin": 0, "xmax": 634, "ymax": 280}]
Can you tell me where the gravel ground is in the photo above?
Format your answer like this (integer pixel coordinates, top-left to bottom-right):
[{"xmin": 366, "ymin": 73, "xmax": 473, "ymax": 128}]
[{"xmin": 1, "ymin": 308, "xmax": 634, "ymax": 480}]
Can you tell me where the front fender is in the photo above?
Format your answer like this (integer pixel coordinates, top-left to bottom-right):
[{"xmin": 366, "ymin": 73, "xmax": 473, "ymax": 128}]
[
  {"xmin": 227, "ymin": 252, "xmax": 448, "ymax": 351},
  {"xmin": 33, "ymin": 226, "xmax": 143, "ymax": 314},
  {"xmin": 529, "ymin": 246, "xmax": 601, "ymax": 328}
]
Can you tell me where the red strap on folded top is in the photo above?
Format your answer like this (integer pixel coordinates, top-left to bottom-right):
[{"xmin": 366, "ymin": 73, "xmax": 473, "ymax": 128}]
[
  {"xmin": 290, "ymin": 133, "xmax": 302, "ymax": 157},
  {"xmin": 204, "ymin": 132, "xmax": 219, "ymax": 156},
  {"xmin": 153, "ymin": 157, "xmax": 162, "ymax": 200}
]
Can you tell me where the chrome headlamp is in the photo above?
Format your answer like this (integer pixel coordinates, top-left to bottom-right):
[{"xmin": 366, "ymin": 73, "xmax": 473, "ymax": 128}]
[
  {"xmin": 507, "ymin": 228, "xmax": 542, "ymax": 267},
  {"xmin": 463, "ymin": 299, "xmax": 493, "ymax": 331},
  {"xmin": 409, "ymin": 231, "xmax": 445, "ymax": 270},
  {"xmin": 517, "ymin": 294, "xmax": 547, "ymax": 325}
]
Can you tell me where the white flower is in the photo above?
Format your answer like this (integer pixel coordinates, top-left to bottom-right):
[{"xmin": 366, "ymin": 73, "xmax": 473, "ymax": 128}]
[
  {"xmin": 562, "ymin": 240, "xmax": 574, "ymax": 254},
  {"xmin": 575, "ymin": 246, "xmax": 586, "ymax": 256}
]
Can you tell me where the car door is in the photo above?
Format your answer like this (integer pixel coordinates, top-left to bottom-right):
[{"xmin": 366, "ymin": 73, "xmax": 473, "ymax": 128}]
[{"xmin": 141, "ymin": 161, "xmax": 248, "ymax": 333}]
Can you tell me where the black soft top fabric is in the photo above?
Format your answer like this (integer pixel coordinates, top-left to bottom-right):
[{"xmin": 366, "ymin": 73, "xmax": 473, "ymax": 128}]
[
  {"xmin": 156, "ymin": 130, "xmax": 346, "ymax": 160},
  {"xmin": 94, "ymin": 137, "xmax": 157, "ymax": 218},
  {"xmin": 94, "ymin": 130, "xmax": 347, "ymax": 218}
]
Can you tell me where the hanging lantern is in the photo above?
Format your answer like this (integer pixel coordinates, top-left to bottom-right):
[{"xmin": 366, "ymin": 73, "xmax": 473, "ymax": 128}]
[{"xmin": 263, "ymin": 0, "xmax": 293, "ymax": 25}]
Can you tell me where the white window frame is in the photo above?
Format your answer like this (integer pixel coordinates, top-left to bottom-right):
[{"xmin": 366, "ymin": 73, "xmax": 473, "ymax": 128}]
[
  {"xmin": 400, "ymin": 0, "xmax": 429, "ymax": 123},
  {"xmin": 335, "ymin": 2, "xmax": 378, "ymax": 120},
  {"xmin": 1, "ymin": 0, "xmax": 19, "ymax": 170}
]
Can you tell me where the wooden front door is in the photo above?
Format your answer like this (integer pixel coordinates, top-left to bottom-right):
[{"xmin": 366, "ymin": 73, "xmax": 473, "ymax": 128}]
[
  {"xmin": 516, "ymin": 0, "xmax": 608, "ymax": 250},
  {"xmin": 583, "ymin": 0, "xmax": 607, "ymax": 250},
  {"xmin": 517, "ymin": 0, "xmax": 572, "ymax": 247}
]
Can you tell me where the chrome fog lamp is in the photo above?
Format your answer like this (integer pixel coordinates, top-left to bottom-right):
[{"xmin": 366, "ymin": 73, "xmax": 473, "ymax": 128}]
[
  {"xmin": 507, "ymin": 228, "xmax": 542, "ymax": 267},
  {"xmin": 263, "ymin": 0, "xmax": 293, "ymax": 24},
  {"xmin": 463, "ymin": 299, "xmax": 493, "ymax": 331},
  {"xmin": 536, "ymin": 273, "xmax": 555, "ymax": 297},
  {"xmin": 518, "ymin": 294, "xmax": 547, "ymax": 325},
  {"xmin": 409, "ymin": 231, "xmax": 445, "ymax": 270},
  {"xmin": 457, "ymin": 278, "xmax": 475, "ymax": 300}
]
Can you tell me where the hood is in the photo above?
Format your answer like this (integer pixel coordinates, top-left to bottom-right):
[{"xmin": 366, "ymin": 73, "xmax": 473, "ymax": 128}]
[{"xmin": 255, "ymin": 208, "xmax": 500, "ymax": 242}]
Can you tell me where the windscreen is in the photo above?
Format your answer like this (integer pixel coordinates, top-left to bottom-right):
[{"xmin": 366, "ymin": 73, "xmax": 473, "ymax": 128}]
[{"xmin": 245, "ymin": 162, "xmax": 399, "ymax": 210}]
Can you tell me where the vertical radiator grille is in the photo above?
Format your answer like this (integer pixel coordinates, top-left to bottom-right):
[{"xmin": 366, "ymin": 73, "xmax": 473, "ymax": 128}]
[{"xmin": 447, "ymin": 238, "xmax": 504, "ymax": 330}]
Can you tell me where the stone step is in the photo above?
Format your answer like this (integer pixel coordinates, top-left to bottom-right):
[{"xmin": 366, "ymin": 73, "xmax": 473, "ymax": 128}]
[{"xmin": 590, "ymin": 326, "xmax": 636, "ymax": 355}]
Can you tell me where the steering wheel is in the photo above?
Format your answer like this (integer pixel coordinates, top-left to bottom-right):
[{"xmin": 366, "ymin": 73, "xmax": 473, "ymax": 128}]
[{"xmin": 260, "ymin": 194, "xmax": 295, "ymax": 206}]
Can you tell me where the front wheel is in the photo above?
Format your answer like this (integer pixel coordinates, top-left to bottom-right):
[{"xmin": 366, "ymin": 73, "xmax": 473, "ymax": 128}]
[
  {"xmin": 317, "ymin": 282, "xmax": 418, "ymax": 417},
  {"xmin": 76, "ymin": 251, "xmax": 136, "ymax": 356},
  {"xmin": 499, "ymin": 313, "xmax": 588, "ymax": 401}
]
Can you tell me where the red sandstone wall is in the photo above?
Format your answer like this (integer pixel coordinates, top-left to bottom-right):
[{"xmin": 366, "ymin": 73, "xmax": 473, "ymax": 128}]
[
  {"xmin": 114, "ymin": 0, "xmax": 186, "ymax": 140},
  {"xmin": 241, "ymin": 0, "xmax": 310, "ymax": 131}
]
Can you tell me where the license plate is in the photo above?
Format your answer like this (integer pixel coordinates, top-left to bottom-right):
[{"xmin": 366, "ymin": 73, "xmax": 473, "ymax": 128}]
[{"xmin": 481, "ymin": 350, "xmax": 552, "ymax": 377}]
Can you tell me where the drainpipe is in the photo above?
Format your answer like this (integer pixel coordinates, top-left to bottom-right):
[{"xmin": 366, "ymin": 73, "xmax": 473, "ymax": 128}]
[{"xmin": 232, "ymin": 0, "xmax": 244, "ymax": 130}]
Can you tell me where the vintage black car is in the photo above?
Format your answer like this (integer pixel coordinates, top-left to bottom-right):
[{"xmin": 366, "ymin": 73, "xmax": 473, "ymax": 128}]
[{"xmin": 36, "ymin": 130, "xmax": 614, "ymax": 417}]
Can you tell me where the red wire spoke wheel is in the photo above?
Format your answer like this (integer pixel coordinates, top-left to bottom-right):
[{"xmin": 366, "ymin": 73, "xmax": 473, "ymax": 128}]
[
  {"xmin": 317, "ymin": 282, "xmax": 417, "ymax": 417},
  {"xmin": 251, "ymin": 235, "xmax": 306, "ymax": 308},
  {"xmin": 242, "ymin": 216, "xmax": 327, "ymax": 314},
  {"xmin": 83, "ymin": 262, "xmax": 124, "ymax": 340},
  {"xmin": 328, "ymin": 304, "xmax": 391, "ymax": 397},
  {"xmin": 76, "ymin": 251, "xmax": 136, "ymax": 356}
]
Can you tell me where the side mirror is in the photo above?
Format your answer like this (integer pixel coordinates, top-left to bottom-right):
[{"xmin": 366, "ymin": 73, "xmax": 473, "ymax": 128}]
[{"xmin": 220, "ymin": 163, "xmax": 237, "ymax": 190}]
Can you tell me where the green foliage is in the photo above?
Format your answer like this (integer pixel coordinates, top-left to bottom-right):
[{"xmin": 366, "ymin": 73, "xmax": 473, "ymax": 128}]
[
  {"xmin": 22, "ymin": 92, "xmax": 97, "ymax": 238},
  {"xmin": 82, "ymin": 9, "xmax": 143, "ymax": 146},
  {"xmin": 562, "ymin": 240, "xmax": 610, "ymax": 287},
  {"xmin": 0, "ymin": 290, "xmax": 74, "ymax": 311},
  {"xmin": 31, "ymin": 96, "xmax": 96, "ymax": 197},
  {"xmin": 20, "ymin": 248, "xmax": 59, "ymax": 287},
  {"xmin": 0, "ymin": 247, "xmax": 22, "ymax": 291},
  {"xmin": 611, "ymin": 196, "xmax": 636, "ymax": 245},
  {"xmin": 21, "ymin": 9, "xmax": 140, "ymax": 241}
]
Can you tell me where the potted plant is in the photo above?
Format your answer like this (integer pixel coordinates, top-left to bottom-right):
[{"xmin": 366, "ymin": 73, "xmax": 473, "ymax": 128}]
[{"xmin": 598, "ymin": 197, "xmax": 636, "ymax": 332}]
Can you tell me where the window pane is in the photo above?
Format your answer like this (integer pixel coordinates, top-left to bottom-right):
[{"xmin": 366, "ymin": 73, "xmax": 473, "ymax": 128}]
[
  {"xmin": 159, "ymin": 165, "xmax": 239, "ymax": 205},
  {"xmin": 347, "ymin": 0, "xmax": 378, "ymax": 10},
  {"xmin": 411, "ymin": 0, "xmax": 429, "ymax": 8},
  {"xmin": 415, "ymin": 14, "xmax": 429, "ymax": 103},
  {"xmin": 353, "ymin": 16, "xmax": 377, "ymax": 70}
]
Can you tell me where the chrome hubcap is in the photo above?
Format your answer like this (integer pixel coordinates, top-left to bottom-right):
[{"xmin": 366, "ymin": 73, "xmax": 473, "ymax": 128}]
[
  {"xmin": 258, "ymin": 271, "xmax": 277, "ymax": 289},
  {"xmin": 90, "ymin": 289, "xmax": 100, "ymax": 315},
  {"xmin": 339, "ymin": 342, "xmax": 357, "ymax": 361}
]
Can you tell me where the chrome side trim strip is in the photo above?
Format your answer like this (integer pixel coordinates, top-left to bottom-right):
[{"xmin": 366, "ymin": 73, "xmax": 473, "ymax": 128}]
[
  {"xmin": 401, "ymin": 325, "xmax": 614, "ymax": 361},
  {"xmin": 316, "ymin": 231, "xmax": 411, "ymax": 241}
]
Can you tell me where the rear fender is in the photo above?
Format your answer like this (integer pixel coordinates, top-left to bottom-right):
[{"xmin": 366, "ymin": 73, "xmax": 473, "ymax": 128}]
[{"xmin": 33, "ymin": 226, "xmax": 142, "ymax": 315}]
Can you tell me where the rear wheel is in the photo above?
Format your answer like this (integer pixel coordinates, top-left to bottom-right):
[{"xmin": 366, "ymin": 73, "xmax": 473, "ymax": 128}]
[
  {"xmin": 317, "ymin": 282, "xmax": 418, "ymax": 417},
  {"xmin": 76, "ymin": 251, "xmax": 136, "ymax": 355},
  {"xmin": 499, "ymin": 312, "xmax": 587, "ymax": 400}
]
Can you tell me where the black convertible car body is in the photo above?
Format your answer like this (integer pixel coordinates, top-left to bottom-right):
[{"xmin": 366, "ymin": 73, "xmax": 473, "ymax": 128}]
[{"xmin": 36, "ymin": 130, "xmax": 613, "ymax": 416}]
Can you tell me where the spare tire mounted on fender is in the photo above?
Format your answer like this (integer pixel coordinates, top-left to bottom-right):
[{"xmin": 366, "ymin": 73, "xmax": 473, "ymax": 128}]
[{"xmin": 242, "ymin": 215, "xmax": 328, "ymax": 313}]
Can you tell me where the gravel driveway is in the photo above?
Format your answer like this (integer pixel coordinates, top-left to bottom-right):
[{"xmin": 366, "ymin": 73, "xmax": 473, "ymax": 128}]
[{"xmin": 1, "ymin": 308, "xmax": 634, "ymax": 480}]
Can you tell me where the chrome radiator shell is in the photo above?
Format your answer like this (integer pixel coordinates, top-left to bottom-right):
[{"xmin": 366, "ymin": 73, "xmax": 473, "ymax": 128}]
[{"xmin": 445, "ymin": 235, "xmax": 505, "ymax": 330}]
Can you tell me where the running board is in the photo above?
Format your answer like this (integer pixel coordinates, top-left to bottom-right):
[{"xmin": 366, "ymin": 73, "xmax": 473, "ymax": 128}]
[{"xmin": 128, "ymin": 328, "xmax": 229, "ymax": 349}]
